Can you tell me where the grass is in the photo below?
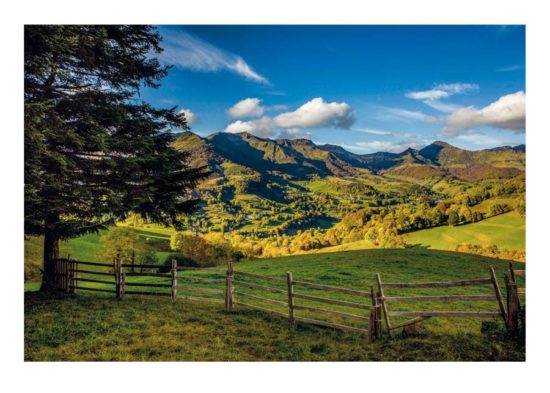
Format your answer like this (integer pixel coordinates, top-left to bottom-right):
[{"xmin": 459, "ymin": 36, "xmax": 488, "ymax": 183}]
[
  {"xmin": 25, "ymin": 248, "xmax": 525, "ymax": 361},
  {"xmin": 407, "ymin": 212, "xmax": 525, "ymax": 251},
  {"xmin": 24, "ymin": 225, "xmax": 171, "ymax": 289}
]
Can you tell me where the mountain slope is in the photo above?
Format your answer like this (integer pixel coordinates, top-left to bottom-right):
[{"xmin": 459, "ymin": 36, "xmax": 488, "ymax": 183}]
[{"xmin": 174, "ymin": 132, "xmax": 525, "ymax": 183}]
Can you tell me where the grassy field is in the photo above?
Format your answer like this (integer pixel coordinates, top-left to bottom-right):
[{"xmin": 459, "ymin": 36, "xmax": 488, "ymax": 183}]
[
  {"xmin": 25, "ymin": 248, "xmax": 525, "ymax": 361},
  {"xmin": 407, "ymin": 212, "xmax": 525, "ymax": 251}
]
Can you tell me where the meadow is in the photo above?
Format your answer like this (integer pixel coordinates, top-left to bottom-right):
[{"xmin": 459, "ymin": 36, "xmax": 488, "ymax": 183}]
[
  {"xmin": 25, "ymin": 248, "xmax": 525, "ymax": 361},
  {"xmin": 406, "ymin": 212, "xmax": 525, "ymax": 251}
]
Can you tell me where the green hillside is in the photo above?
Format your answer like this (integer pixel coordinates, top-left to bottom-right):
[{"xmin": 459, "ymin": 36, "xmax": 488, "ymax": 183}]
[
  {"xmin": 25, "ymin": 248, "xmax": 525, "ymax": 361},
  {"xmin": 407, "ymin": 212, "xmax": 525, "ymax": 251}
]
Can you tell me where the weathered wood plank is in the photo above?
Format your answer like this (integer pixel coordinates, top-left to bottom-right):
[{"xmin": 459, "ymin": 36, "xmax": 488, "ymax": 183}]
[
  {"xmin": 376, "ymin": 273, "xmax": 392, "ymax": 334},
  {"xmin": 389, "ymin": 316, "xmax": 431, "ymax": 330},
  {"xmin": 73, "ymin": 277, "xmax": 115, "ymax": 285},
  {"xmin": 233, "ymin": 280, "xmax": 287, "ymax": 294},
  {"xmin": 73, "ymin": 260, "xmax": 113, "ymax": 267},
  {"xmin": 234, "ymin": 291, "xmax": 287, "ymax": 306},
  {"xmin": 293, "ymin": 304, "xmax": 371, "ymax": 322},
  {"xmin": 489, "ymin": 266, "xmax": 508, "ymax": 325},
  {"xmin": 294, "ymin": 316, "xmax": 369, "ymax": 335},
  {"xmin": 292, "ymin": 292, "xmax": 370, "ymax": 310},
  {"xmin": 517, "ymin": 287, "xmax": 526, "ymax": 294},
  {"xmin": 121, "ymin": 263, "xmax": 162, "ymax": 269},
  {"xmin": 292, "ymin": 280, "xmax": 371, "ymax": 297},
  {"xmin": 385, "ymin": 294, "xmax": 496, "ymax": 302},
  {"xmin": 125, "ymin": 272, "xmax": 171, "ymax": 278},
  {"xmin": 234, "ymin": 301, "xmax": 289, "ymax": 317},
  {"xmin": 387, "ymin": 311, "xmax": 500, "ymax": 317},
  {"xmin": 178, "ymin": 276, "xmax": 226, "ymax": 283},
  {"xmin": 124, "ymin": 282, "xmax": 172, "ymax": 288},
  {"xmin": 234, "ymin": 271, "xmax": 287, "ymax": 283},
  {"xmin": 381, "ymin": 278, "xmax": 493, "ymax": 288},
  {"xmin": 74, "ymin": 269, "xmax": 115, "ymax": 277},
  {"xmin": 513, "ymin": 270, "xmax": 525, "ymax": 277},
  {"xmin": 69, "ymin": 286, "xmax": 116, "ymax": 294},
  {"xmin": 124, "ymin": 290, "xmax": 171, "ymax": 297}
]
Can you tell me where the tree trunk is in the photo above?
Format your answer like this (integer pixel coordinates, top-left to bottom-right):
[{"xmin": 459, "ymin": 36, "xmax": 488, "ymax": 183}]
[{"xmin": 40, "ymin": 214, "xmax": 60, "ymax": 291}]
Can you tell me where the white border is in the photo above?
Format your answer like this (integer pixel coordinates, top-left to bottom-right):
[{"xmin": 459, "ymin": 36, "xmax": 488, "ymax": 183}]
[{"xmin": 2, "ymin": 1, "xmax": 549, "ymax": 392}]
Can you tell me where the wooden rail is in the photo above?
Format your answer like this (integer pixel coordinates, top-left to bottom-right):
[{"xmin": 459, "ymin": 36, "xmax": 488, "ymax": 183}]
[
  {"xmin": 232, "ymin": 280, "xmax": 287, "ymax": 294},
  {"xmin": 385, "ymin": 294, "xmax": 496, "ymax": 302},
  {"xmin": 234, "ymin": 291, "xmax": 288, "ymax": 306},
  {"xmin": 292, "ymin": 292, "xmax": 369, "ymax": 310},
  {"xmin": 292, "ymin": 280, "xmax": 371, "ymax": 297},
  {"xmin": 54, "ymin": 258, "xmax": 518, "ymax": 341},
  {"xmin": 377, "ymin": 267, "xmax": 508, "ymax": 333},
  {"xmin": 381, "ymin": 278, "xmax": 493, "ymax": 288}
]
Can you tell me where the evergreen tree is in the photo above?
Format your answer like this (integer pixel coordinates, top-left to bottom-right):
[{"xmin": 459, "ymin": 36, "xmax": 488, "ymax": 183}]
[{"xmin": 24, "ymin": 25, "xmax": 207, "ymax": 290}]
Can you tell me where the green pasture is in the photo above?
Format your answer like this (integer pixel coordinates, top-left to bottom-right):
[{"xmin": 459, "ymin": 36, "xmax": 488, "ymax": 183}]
[{"xmin": 407, "ymin": 212, "xmax": 525, "ymax": 251}]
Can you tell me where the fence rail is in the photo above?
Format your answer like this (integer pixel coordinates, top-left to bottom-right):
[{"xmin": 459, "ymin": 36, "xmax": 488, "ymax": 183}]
[
  {"xmin": 375, "ymin": 267, "xmax": 508, "ymax": 336},
  {"xmin": 51, "ymin": 258, "xmax": 521, "ymax": 342}
]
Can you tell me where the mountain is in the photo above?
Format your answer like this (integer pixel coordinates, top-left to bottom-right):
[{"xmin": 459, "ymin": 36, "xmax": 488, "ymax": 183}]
[{"xmin": 173, "ymin": 131, "xmax": 525, "ymax": 183}]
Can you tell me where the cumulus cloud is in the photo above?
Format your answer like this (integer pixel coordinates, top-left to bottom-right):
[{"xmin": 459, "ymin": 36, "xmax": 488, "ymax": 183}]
[
  {"xmin": 274, "ymin": 97, "xmax": 355, "ymax": 129},
  {"xmin": 159, "ymin": 29, "xmax": 269, "ymax": 84},
  {"xmin": 178, "ymin": 108, "xmax": 198, "ymax": 125},
  {"xmin": 227, "ymin": 98, "xmax": 265, "ymax": 118},
  {"xmin": 278, "ymin": 128, "xmax": 313, "ymax": 140},
  {"xmin": 438, "ymin": 91, "xmax": 526, "ymax": 136},
  {"xmin": 224, "ymin": 97, "xmax": 355, "ymax": 139},
  {"xmin": 227, "ymin": 98, "xmax": 288, "ymax": 118},
  {"xmin": 224, "ymin": 117, "xmax": 276, "ymax": 138},
  {"xmin": 406, "ymin": 83, "xmax": 479, "ymax": 113}
]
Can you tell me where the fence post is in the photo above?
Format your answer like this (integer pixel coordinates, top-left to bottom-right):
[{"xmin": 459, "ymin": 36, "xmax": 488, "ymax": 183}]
[
  {"xmin": 65, "ymin": 258, "xmax": 71, "ymax": 294},
  {"xmin": 370, "ymin": 285, "xmax": 381, "ymax": 339},
  {"xmin": 376, "ymin": 273, "xmax": 391, "ymax": 337},
  {"xmin": 505, "ymin": 274, "xmax": 520, "ymax": 335},
  {"xmin": 225, "ymin": 262, "xmax": 234, "ymax": 312},
  {"xmin": 171, "ymin": 258, "xmax": 177, "ymax": 302},
  {"xmin": 120, "ymin": 271, "xmax": 126, "ymax": 300},
  {"xmin": 489, "ymin": 266, "xmax": 507, "ymax": 328},
  {"xmin": 286, "ymin": 272, "xmax": 295, "ymax": 326},
  {"xmin": 115, "ymin": 257, "xmax": 122, "ymax": 300}
]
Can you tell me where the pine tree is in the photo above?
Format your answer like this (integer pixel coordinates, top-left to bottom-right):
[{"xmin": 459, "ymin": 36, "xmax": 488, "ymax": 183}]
[{"xmin": 24, "ymin": 25, "xmax": 208, "ymax": 290}]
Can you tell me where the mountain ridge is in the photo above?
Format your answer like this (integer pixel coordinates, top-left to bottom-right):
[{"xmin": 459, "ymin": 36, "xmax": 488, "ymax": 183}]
[{"xmin": 173, "ymin": 131, "xmax": 525, "ymax": 182}]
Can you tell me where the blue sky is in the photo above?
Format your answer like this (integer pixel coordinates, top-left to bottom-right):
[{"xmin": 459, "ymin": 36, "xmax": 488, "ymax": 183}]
[{"xmin": 141, "ymin": 25, "xmax": 525, "ymax": 153}]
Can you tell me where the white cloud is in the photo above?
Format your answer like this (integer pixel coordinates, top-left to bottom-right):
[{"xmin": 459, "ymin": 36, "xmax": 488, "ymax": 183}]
[
  {"xmin": 340, "ymin": 138, "xmax": 428, "ymax": 154},
  {"xmin": 224, "ymin": 117, "xmax": 276, "ymax": 138},
  {"xmin": 453, "ymin": 131, "xmax": 504, "ymax": 146},
  {"xmin": 383, "ymin": 107, "xmax": 428, "ymax": 122},
  {"xmin": 227, "ymin": 98, "xmax": 288, "ymax": 118},
  {"xmin": 278, "ymin": 128, "xmax": 312, "ymax": 140},
  {"xmin": 224, "ymin": 97, "xmax": 355, "ymax": 138},
  {"xmin": 227, "ymin": 98, "xmax": 265, "ymax": 118},
  {"xmin": 439, "ymin": 91, "xmax": 526, "ymax": 136},
  {"xmin": 177, "ymin": 108, "xmax": 198, "ymax": 125},
  {"xmin": 159, "ymin": 29, "xmax": 269, "ymax": 84},
  {"xmin": 353, "ymin": 128, "xmax": 395, "ymax": 136},
  {"xmin": 274, "ymin": 97, "xmax": 355, "ymax": 129},
  {"xmin": 406, "ymin": 83, "xmax": 479, "ymax": 113}
]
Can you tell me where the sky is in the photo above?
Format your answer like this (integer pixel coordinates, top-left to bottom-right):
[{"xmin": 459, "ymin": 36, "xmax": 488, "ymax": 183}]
[{"xmin": 141, "ymin": 25, "xmax": 526, "ymax": 154}]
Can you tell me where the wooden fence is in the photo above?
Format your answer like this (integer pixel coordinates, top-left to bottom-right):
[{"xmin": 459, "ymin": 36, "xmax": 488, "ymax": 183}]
[
  {"xmin": 374, "ymin": 266, "xmax": 507, "ymax": 336},
  {"xmin": 51, "ymin": 258, "xmax": 519, "ymax": 341},
  {"xmin": 505, "ymin": 262, "xmax": 525, "ymax": 334},
  {"xmin": 227, "ymin": 264, "xmax": 381, "ymax": 342}
]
